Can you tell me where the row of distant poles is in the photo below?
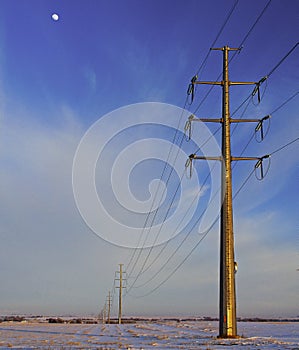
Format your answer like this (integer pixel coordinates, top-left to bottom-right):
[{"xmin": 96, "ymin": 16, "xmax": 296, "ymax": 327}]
[{"xmin": 100, "ymin": 264, "xmax": 125, "ymax": 325}]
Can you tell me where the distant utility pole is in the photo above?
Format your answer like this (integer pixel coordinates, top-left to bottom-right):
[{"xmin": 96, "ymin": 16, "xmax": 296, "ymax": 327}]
[
  {"xmin": 102, "ymin": 303, "xmax": 106, "ymax": 324},
  {"xmin": 189, "ymin": 46, "xmax": 269, "ymax": 338},
  {"xmin": 115, "ymin": 263, "xmax": 126, "ymax": 324},
  {"xmin": 106, "ymin": 291, "xmax": 112, "ymax": 324}
]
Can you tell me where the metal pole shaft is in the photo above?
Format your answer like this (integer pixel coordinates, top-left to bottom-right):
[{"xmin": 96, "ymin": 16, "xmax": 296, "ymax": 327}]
[
  {"xmin": 118, "ymin": 264, "xmax": 123, "ymax": 324},
  {"xmin": 107, "ymin": 291, "xmax": 111, "ymax": 324},
  {"xmin": 219, "ymin": 46, "xmax": 237, "ymax": 338}
]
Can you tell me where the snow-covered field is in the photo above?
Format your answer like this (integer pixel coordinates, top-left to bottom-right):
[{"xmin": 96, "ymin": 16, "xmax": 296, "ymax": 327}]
[{"xmin": 0, "ymin": 320, "xmax": 298, "ymax": 349}]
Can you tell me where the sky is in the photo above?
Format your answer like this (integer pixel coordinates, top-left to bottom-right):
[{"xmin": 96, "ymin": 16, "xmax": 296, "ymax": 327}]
[{"xmin": 0, "ymin": 0, "xmax": 298, "ymax": 318}]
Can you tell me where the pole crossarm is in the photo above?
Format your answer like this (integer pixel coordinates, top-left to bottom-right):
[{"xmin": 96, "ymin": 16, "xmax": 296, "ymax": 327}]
[
  {"xmin": 193, "ymin": 118, "xmax": 223, "ymax": 123},
  {"xmin": 189, "ymin": 154, "xmax": 270, "ymax": 162},
  {"xmin": 212, "ymin": 47, "xmax": 240, "ymax": 51},
  {"xmin": 231, "ymin": 155, "xmax": 269, "ymax": 162},
  {"xmin": 188, "ymin": 114, "xmax": 270, "ymax": 125},
  {"xmin": 189, "ymin": 154, "xmax": 222, "ymax": 161},
  {"xmin": 231, "ymin": 118, "xmax": 260, "ymax": 123},
  {"xmin": 193, "ymin": 81, "xmax": 256, "ymax": 86}
]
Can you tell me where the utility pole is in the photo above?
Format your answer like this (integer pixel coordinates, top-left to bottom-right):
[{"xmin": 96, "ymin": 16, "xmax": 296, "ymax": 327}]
[
  {"xmin": 115, "ymin": 263, "xmax": 126, "ymax": 324},
  {"xmin": 106, "ymin": 291, "xmax": 112, "ymax": 324},
  {"xmin": 102, "ymin": 303, "xmax": 106, "ymax": 324},
  {"xmin": 188, "ymin": 45, "xmax": 267, "ymax": 338}
]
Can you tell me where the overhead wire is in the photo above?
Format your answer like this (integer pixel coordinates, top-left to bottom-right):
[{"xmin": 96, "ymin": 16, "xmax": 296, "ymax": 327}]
[
  {"xmin": 194, "ymin": 0, "xmax": 239, "ymax": 77},
  {"xmin": 230, "ymin": 0, "xmax": 273, "ymax": 62},
  {"xmin": 130, "ymin": 161, "xmax": 219, "ymax": 291},
  {"xmin": 198, "ymin": 43, "xmax": 298, "ymax": 150},
  {"xmin": 267, "ymin": 42, "xmax": 298, "ymax": 78},
  {"xmin": 128, "ymin": 118, "xmax": 225, "ymax": 289},
  {"xmin": 125, "ymin": 0, "xmax": 296, "ymax": 300},
  {"xmin": 232, "ymin": 90, "xmax": 299, "ymax": 170},
  {"xmin": 128, "ymin": 92, "xmax": 298, "ymax": 296},
  {"xmin": 126, "ymin": 1, "xmax": 241, "ymax": 279},
  {"xmin": 126, "ymin": 166, "xmax": 187, "ymax": 285},
  {"xmin": 126, "ymin": 111, "xmax": 188, "ymax": 278},
  {"xmin": 270, "ymin": 137, "xmax": 298, "ymax": 156},
  {"xmin": 187, "ymin": 0, "xmax": 240, "ymax": 104},
  {"xmin": 270, "ymin": 91, "xmax": 298, "ymax": 114},
  {"xmin": 190, "ymin": 0, "xmax": 273, "ymax": 114},
  {"xmin": 127, "ymin": 0, "xmax": 267, "ymax": 287},
  {"xmin": 128, "ymin": 165, "xmax": 257, "ymax": 299},
  {"xmin": 125, "ymin": 96, "xmax": 189, "ymax": 273},
  {"xmin": 126, "ymin": 129, "xmax": 221, "ymax": 291},
  {"xmin": 129, "ymin": 133, "xmax": 299, "ymax": 298},
  {"xmin": 126, "ymin": 41, "xmax": 296, "ymax": 294}
]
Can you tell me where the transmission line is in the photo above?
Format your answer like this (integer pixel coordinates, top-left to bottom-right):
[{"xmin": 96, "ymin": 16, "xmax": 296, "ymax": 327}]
[
  {"xmin": 267, "ymin": 42, "xmax": 298, "ymax": 78},
  {"xmin": 127, "ymin": 130, "xmax": 221, "ymax": 290},
  {"xmin": 127, "ymin": 97, "xmax": 299, "ymax": 297},
  {"xmin": 129, "ymin": 0, "xmax": 275, "ymax": 276},
  {"xmin": 190, "ymin": 0, "xmax": 272, "ymax": 114},
  {"xmin": 127, "ymin": 130, "xmax": 298, "ymax": 298},
  {"xmin": 127, "ymin": 0, "xmax": 242, "ymax": 276},
  {"xmin": 194, "ymin": 0, "xmax": 239, "ymax": 77},
  {"xmin": 127, "ymin": 165, "xmax": 256, "ymax": 298},
  {"xmin": 270, "ymin": 137, "xmax": 298, "ymax": 156},
  {"xmin": 126, "ymin": 96, "xmax": 189, "ymax": 273},
  {"xmin": 127, "ymin": 88, "xmax": 298, "ymax": 294}
]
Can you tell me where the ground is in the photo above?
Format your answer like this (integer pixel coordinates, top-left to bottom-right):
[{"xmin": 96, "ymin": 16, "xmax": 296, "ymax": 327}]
[{"xmin": 0, "ymin": 320, "xmax": 298, "ymax": 349}]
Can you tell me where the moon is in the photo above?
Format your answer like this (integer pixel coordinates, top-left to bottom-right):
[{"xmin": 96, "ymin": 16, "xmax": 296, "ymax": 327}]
[{"xmin": 51, "ymin": 13, "xmax": 59, "ymax": 21}]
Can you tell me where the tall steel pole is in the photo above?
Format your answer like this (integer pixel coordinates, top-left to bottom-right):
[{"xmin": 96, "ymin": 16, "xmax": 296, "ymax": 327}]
[
  {"xmin": 188, "ymin": 45, "xmax": 262, "ymax": 339},
  {"xmin": 118, "ymin": 263, "xmax": 123, "ymax": 324},
  {"xmin": 219, "ymin": 45, "xmax": 237, "ymax": 338},
  {"xmin": 107, "ymin": 291, "xmax": 111, "ymax": 324}
]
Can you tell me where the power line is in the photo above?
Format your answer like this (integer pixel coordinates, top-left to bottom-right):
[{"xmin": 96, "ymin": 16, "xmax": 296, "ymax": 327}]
[
  {"xmin": 128, "ymin": 165, "xmax": 256, "ymax": 299},
  {"xmin": 125, "ymin": 1, "xmax": 295, "ymax": 311},
  {"xmin": 135, "ymin": 1, "xmax": 276, "ymax": 283},
  {"xmin": 127, "ymin": 129, "xmax": 221, "ymax": 290},
  {"xmin": 127, "ymin": 1, "xmax": 242, "ymax": 275},
  {"xmin": 131, "ymin": 161, "xmax": 219, "ymax": 290},
  {"xmin": 127, "ymin": 65, "xmax": 297, "ymax": 304},
  {"xmin": 267, "ymin": 42, "xmax": 298, "ymax": 77},
  {"xmin": 128, "ymin": 84, "xmax": 298, "ymax": 295},
  {"xmin": 195, "ymin": 0, "xmax": 239, "ymax": 77},
  {"xmin": 132, "ymin": 133, "xmax": 299, "ymax": 298},
  {"xmin": 126, "ymin": 167, "xmax": 187, "ymax": 287},
  {"xmin": 126, "ymin": 96, "xmax": 189, "ymax": 273},
  {"xmin": 190, "ymin": 0, "xmax": 272, "ymax": 113},
  {"xmin": 233, "ymin": 0, "xmax": 272, "ymax": 55},
  {"xmin": 126, "ymin": 121, "xmax": 188, "ymax": 278},
  {"xmin": 270, "ymin": 91, "xmax": 298, "ymax": 114},
  {"xmin": 270, "ymin": 137, "xmax": 298, "ymax": 156}
]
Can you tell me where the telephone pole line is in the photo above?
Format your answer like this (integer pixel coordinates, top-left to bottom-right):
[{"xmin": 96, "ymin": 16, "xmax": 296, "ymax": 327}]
[
  {"xmin": 188, "ymin": 45, "xmax": 266, "ymax": 338},
  {"xmin": 115, "ymin": 263, "xmax": 126, "ymax": 324},
  {"xmin": 106, "ymin": 291, "xmax": 112, "ymax": 324},
  {"xmin": 102, "ymin": 303, "xmax": 106, "ymax": 324}
]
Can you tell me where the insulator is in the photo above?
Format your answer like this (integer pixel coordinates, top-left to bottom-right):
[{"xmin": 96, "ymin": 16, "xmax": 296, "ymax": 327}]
[
  {"xmin": 255, "ymin": 115, "xmax": 271, "ymax": 142},
  {"xmin": 254, "ymin": 155, "xmax": 270, "ymax": 180},
  {"xmin": 184, "ymin": 120, "xmax": 191, "ymax": 141},
  {"xmin": 255, "ymin": 159, "xmax": 262, "ymax": 169},
  {"xmin": 255, "ymin": 121, "xmax": 262, "ymax": 132},
  {"xmin": 185, "ymin": 157, "xmax": 193, "ymax": 179}
]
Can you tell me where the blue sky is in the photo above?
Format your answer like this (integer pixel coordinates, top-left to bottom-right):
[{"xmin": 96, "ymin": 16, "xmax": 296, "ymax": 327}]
[{"xmin": 0, "ymin": 0, "xmax": 298, "ymax": 318}]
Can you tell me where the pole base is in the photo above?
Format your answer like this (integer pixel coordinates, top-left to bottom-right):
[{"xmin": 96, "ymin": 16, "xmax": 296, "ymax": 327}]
[{"xmin": 217, "ymin": 334, "xmax": 240, "ymax": 339}]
